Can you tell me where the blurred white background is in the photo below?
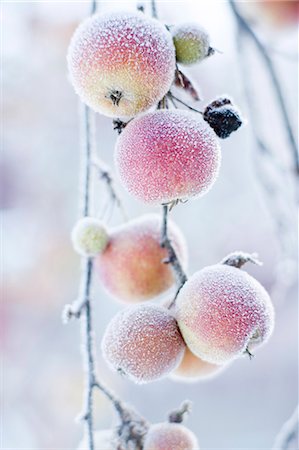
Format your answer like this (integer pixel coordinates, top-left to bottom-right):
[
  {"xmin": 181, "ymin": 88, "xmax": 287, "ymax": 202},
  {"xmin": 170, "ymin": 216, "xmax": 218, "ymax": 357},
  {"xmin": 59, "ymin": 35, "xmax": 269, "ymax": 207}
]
[{"xmin": 2, "ymin": 1, "xmax": 298, "ymax": 449}]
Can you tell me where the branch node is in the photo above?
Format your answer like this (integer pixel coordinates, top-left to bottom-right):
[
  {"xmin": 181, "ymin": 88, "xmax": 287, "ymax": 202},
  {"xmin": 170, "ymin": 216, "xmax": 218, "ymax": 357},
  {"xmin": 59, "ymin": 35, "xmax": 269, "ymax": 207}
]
[{"xmin": 168, "ymin": 401, "xmax": 192, "ymax": 423}]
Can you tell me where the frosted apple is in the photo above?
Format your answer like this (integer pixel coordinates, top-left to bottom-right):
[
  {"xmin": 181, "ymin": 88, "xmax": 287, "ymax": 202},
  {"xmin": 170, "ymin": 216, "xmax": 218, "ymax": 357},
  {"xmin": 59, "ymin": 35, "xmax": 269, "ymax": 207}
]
[
  {"xmin": 95, "ymin": 214, "xmax": 187, "ymax": 303},
  {"xmin": 176, "ymin": 264, "xmax": 274, "ymax": 364},
  {"xmin": 115, "ymin": 110, "xmax": 221, "ymax": 204},
  {"xmin": 144, "ymin": 423, "xmax": 199, "ymax": 450},
  {"xmin": 78, "ymin": 429, "xmax": 115, "ymax": 450},
  {"xmin": 67, "ymin": 12, "xmax": 176, "ymax": 118},
  {"xmin": 172, "ymin": 23, "xmax": 211, "ymax": 65},
  {"xmin": 170, "ymin": 347, "xmax": 224, "ymax": 382},
  {"xmin": 101, "ymin": 304, "xmax": 185, "ymax": 384}
]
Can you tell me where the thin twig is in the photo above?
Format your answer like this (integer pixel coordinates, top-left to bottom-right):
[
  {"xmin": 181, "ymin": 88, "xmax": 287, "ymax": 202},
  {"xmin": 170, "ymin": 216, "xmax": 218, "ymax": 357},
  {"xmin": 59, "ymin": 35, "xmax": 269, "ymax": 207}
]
[
  {"xmin": 273, "ymin": 406, "xmax": 298, "ymax": 449},
  {"xmin": 160, "ymin": 205, "xmax": 188, "ymax": 308},
  {"xmin": 91, "ymin": 158, "xmax": 128, "ymax": 222},
  {"xmin": 168, "ymin": 92, "xmax": 203, "ymax": 115},
  {"xmin": 229, "ymin": 0, "xmax": 299, "ymax": 175}
]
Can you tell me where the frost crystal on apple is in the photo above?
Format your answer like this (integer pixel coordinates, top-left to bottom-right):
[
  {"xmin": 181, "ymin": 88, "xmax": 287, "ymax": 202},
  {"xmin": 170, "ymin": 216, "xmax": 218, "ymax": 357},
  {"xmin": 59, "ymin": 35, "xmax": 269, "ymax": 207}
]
[
  {"xmin": 101, "ymin": 304, "xmax": 185, "ymax": 384},
  {"xmin": 67, "ymin": 11, "xmax": 176, "ymax": 118},
  {"xmin": 176, "ymin": 264, "xmax": 274, "ymax": 364},
  {"xmin": 115, "ymin": 110, "xmax": 221, "ymax": 204},
  {"xmin": 143, "ymin": 423, "xmax": 199, "ymax": 450}
]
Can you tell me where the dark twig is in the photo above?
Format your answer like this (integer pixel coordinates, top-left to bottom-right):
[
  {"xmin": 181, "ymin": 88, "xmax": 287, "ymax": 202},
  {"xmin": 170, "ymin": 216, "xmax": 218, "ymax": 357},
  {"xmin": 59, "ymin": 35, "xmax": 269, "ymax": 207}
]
[
  {"xmin": 168, "ymin": 92, "xmax": 203, "ymax": 115},
  {"xmin": 151, "ymin": 0, "xmax": 158, "ymax": 18},
  {"xmin": 160, "ymin": 205, "xmax": 188, "ymax": 308},
  {"xmin": 273, "ymin": 406, "xmax": 299, "ymax": 449},
  {"xmin": 229, "ymin": 0, "xmax": 299, "ymax": 175},
  {"xmin": 90, "ymin": 0, "xmax": 97, "ymax": 15}
]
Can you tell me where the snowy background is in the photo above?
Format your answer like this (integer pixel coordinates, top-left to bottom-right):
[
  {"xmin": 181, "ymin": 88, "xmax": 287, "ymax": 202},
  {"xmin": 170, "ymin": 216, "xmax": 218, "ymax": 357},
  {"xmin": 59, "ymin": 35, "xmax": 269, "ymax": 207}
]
[{"xmin": 2, "ymin": 1, "xmax": 298, "ymax": 449}]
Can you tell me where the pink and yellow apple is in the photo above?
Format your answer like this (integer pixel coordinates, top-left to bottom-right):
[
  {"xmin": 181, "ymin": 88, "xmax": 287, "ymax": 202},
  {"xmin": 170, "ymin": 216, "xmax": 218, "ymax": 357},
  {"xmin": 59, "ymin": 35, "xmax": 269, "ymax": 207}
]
[
  {"xmin": 101, "ymin": 304, "xmax": 186, "ymax": 384},
  {"xmin": 68, "ymin": 12, "xmax": 176, "ymax": 118},
  {"xmin": 95, "ymin": 214, "xmax": 187, "ymax": 303},
  {"xmin": 176, "ymin": 264, "xmax": 274, "ymax": 364}
]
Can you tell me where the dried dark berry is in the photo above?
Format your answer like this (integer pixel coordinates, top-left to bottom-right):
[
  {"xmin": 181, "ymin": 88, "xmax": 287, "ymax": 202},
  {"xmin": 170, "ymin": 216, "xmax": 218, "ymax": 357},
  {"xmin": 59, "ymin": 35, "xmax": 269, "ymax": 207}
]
[
  {"xmin": 203, "ymin": 97, "xmax": 243, "ymax": 139},
  {"xmin": 113, "ymin": 119, "xmax": 128, "ymax": 134}
]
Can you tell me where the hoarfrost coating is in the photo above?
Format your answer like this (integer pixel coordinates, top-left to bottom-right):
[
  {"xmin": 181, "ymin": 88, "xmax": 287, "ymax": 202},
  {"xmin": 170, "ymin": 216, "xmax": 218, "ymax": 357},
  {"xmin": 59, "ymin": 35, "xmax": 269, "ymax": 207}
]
[
  {"xmin": 115, "ymin": 110, "xmax": 221, "ymax": 204},
  {"xmin": 101, "ymin": 304, "xmax": 186, "ymax": 384},
  {"xmin": 176, "ymin": 264, "xmax": 274, "ymax": 365},
  {"xmin": 143, "ymin": 423, "xmax": 199, "ymax": 450},
  {"xmin": 67, "ymin": 11, "xmax": 176, "ymax": 118}
]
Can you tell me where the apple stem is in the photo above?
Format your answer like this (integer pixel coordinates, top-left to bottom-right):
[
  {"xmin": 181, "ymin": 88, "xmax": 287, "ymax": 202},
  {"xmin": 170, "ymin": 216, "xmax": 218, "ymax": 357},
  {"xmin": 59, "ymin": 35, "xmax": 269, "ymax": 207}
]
[{"xmin": 161, "ymin": 204, "xmax": 188, "ymax": 308}]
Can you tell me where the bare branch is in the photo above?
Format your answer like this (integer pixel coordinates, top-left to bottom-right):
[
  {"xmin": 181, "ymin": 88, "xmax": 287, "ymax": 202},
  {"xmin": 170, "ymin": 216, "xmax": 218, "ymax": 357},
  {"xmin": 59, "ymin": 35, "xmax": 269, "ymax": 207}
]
[
  {"xmin": 273, "ymin": 406, "xmax": 299, "ymax": 449},
  {"xmin": 91, "ymin": 157, "xmax": 128, "ymax": 222},
  {"xmin": 229, "ymin": 0, "xmax": 299, "ymax": 175},
  {"xmin": 160, "ymin": 204, "xmax": 188, "ymax": 308}
]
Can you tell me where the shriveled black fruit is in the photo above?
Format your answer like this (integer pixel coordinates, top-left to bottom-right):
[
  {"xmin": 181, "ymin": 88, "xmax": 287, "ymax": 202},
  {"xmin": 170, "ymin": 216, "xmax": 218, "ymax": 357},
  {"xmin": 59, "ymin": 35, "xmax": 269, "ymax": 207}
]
[{"xmin": 203, "ymin": 97, "xmax": 243, "ymax": 139}]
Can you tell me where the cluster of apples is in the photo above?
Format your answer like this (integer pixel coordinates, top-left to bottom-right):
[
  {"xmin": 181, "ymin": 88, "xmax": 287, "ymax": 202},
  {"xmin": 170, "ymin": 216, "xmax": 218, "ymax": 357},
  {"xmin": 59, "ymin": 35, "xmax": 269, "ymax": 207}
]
[
  {"xmin": 68, "ymin": 9, "xmax": 274, "ymax": 450},
  {"xmin": 72, "ymin": 214, "xmax": 274, "ymax": 386}
]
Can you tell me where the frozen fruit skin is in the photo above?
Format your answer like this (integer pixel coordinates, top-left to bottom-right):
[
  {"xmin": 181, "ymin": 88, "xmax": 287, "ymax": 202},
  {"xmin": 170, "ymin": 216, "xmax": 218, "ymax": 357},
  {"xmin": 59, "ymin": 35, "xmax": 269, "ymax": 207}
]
[
  {"xmin": 170, "ymin": 347, "xmax": 224, "ymax": 382},
  {"xmin": 172, "ymin": 23, "xmax": 210, "ymax": 65},
  {"xmin": 71, "ymin": 217, "xmax": 109, "ymax": 257},
  {"xmin": 67, "ymin": 11, "xmax": 176, "ymax": 118},
  {"xmin": 144, "ymin": 423, "xmax": 199, "ymax": 450},
  {"xmin": 78, "ymin": 429, "xmax": 115, "ymax": 450},
  {"xmin": 176, "ymin": 264, "xmax": 274, "ymax": 364},
  {"xmin": 95, "ymin": 214, "xmax": 187, "ymax": 303},
  {"xmin": 101, "ymin": 304, "xmax": 185, "ymax": 384},
  {"xmin": 115, "ymin": 110, "xmax": 221, "ymax": 204}
]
